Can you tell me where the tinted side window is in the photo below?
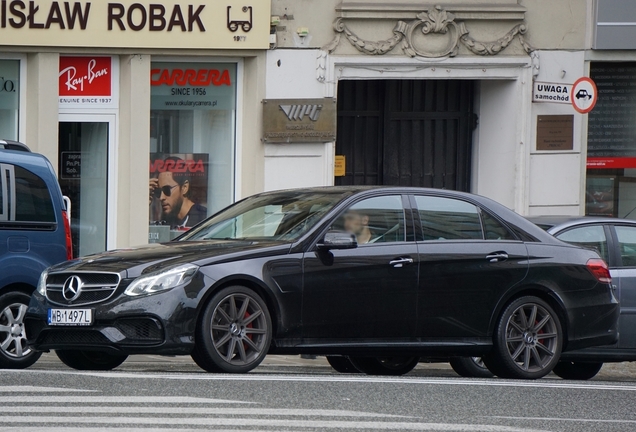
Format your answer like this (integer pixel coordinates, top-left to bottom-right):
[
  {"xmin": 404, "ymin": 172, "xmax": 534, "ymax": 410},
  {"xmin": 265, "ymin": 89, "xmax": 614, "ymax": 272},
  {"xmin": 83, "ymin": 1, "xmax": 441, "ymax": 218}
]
[
  {"xmin": 13, "ymin": 165, "xmax": 55, "ymax": 223},
  {"xmin": 556, "ymin": 225, "xmax": 609, "ymax": 263},
  {"xmin": 334, "ymin": 195, "xmax": 405, "ymax": 244},
  {"xmin": 481, "ymin": 211, "xmax": 516, "ymax": 240},
  {"xmin": 415, "ymin": 196, "xmax": 483, "ymax": 240},
  {"xmin": 615, "ymin": 226, "xmax": 636, "ymax": 268}
]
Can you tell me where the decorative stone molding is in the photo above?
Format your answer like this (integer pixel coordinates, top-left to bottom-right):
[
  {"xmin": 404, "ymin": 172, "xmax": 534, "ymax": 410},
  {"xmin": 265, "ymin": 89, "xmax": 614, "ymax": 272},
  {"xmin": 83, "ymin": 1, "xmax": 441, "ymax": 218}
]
[{"xmin": 322, "ymin": 5, "xmax": 535, "ymax": 59}]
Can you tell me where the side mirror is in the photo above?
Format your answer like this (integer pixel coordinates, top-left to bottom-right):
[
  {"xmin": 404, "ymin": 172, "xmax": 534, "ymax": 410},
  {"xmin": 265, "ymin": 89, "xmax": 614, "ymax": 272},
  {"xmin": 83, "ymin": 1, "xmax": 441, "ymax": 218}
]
[{"xmin": 317, "ymin": 231, "xmax": 358, "ymax": 250}]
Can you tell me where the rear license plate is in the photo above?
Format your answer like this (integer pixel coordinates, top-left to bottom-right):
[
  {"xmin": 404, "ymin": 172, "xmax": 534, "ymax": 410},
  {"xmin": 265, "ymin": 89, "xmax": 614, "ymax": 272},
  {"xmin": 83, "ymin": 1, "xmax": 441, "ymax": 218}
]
[{"xmin": 48, "ymin": 309, "xmax": 93, "ymax": 326}]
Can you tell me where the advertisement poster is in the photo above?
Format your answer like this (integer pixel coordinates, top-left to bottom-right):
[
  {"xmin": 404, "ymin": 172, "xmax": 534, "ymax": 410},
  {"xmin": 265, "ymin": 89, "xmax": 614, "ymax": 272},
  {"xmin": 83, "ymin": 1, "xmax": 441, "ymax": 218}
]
[
  {"xmin": 149, "ymin": 153, "xmax": 209, "ymax": 242},
  {"xmin": 59, "ymin": 56, "xmax": 119, "ymax": 109}
]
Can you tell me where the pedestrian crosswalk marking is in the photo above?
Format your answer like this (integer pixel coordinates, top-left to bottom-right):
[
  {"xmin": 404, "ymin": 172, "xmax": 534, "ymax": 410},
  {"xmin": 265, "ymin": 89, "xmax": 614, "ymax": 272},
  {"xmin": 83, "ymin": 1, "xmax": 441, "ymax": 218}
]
[{"xmin": 0, "ymin": 396, "xmax": 253, "ymax": 404}]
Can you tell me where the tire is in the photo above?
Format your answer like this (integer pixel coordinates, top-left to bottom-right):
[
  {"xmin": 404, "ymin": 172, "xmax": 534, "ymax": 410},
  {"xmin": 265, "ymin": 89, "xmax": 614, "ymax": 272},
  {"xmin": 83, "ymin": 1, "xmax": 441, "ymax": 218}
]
[
  {"xmin": 486, "ymin": 296, "xmax": 563, "ymax": 380},
  {"xmin": 349, "ymin": 356, "xmax": 419, "ymax": 376},
  {"xmin": 55, "ymin": 350, "xmax": 127, "ymax": 371},
  {"xmin": 326, "ymin": 356, "xmax": 361, "ymax": 373},
  {"xmin": 552, "ymin": 361, "xmax": 603, "ymax": 380},
  {"xmin": 450, "ymin": 357, "xmax": 494, "ymax": 378},
  {"xmin": 192, "ymin": 286, "xmax": 272, "ymax": 373},
  {"xmin": 0, "ymin": 291, "xmax": 42, "ymax": 369}
]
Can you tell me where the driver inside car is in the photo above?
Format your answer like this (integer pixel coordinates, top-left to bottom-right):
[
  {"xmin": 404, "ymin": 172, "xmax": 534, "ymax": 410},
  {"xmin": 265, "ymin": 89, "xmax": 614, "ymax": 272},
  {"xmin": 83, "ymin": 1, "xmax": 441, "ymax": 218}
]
[{"xmin": 343, "ymin": 210, "xmax": 377, "ymax": 245}]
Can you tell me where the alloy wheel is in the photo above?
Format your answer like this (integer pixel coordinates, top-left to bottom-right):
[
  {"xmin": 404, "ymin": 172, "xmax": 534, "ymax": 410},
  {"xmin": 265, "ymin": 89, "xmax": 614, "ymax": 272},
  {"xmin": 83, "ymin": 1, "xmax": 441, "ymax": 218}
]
[
  {"xmin": 504, "ymin": 303, "xmax": 558, "ymax": 373},
  {"xmin": 210, "ymin": 293, "xmax": 268, "ymax": 366},
  {"xmin": 0, "ymin": 303, "xmax": 30, "ymax": 358}
]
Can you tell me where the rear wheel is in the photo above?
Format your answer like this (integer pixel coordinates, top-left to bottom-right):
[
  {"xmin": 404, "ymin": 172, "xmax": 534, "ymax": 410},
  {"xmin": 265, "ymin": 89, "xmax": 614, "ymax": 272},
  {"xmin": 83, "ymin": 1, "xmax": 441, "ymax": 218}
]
[
  {"xmin": 349, "ymin": 356, "xmax": 418, "ymax": 376},
  {"xmin": 552, "ymin": 361, "xmax": 603, "ymax": 380},
  {"xmin": 450, "ymin": 357, "xmax": 494, "ymax": 378},
  {"xmin": 326, "ymin": 356, "xmax": 360, "ymax": 373},
  {"xmin": 55, "ymin": 350, "xmax": 127, "ymax": 371},
  {"xmin": 486, "ymin": 296, "xmax": 562, "ymax": 380},
  {"xmin": 192, "ymin": 286, "xmax": 272, "ymax": 373},
  {"xmin": 0, "ymin": 292, "xmax": 42, "ymax": 369}
]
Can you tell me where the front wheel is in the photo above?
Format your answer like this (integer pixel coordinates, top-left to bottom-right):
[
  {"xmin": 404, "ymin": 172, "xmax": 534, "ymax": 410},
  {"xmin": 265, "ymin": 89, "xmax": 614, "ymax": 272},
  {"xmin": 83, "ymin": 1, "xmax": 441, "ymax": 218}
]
[
  {"xmin": 55, "ymin": 350, "xmax": 127, "ymax": 371},
  {"xmin": 552, "ymin": 361, "xmax": 603, "ymax": 380},
  {"xmin": 486, "ymin": 296, "xmax": 563, "ymax": 380},
  {"xmin": 0, "ymin": 292, "xmax": 42, "ymax": 369},
  {"xmin": 348, "ymin": 356, "xmax": 418, "ymax": 376},
  {"xmin": 192, "ymin": 286, "xmax": 272, "ymax": 373},
  {"xmin": 450, "ymin": 357, "xmax": 494, "ymax": 378}
]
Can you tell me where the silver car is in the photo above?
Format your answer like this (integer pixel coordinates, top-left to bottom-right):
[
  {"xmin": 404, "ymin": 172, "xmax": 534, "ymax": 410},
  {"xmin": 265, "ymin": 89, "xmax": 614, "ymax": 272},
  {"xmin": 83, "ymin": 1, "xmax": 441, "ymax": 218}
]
[{"xmin": 526, "ymin": 216, "xmax": 636, "ymax": 380}]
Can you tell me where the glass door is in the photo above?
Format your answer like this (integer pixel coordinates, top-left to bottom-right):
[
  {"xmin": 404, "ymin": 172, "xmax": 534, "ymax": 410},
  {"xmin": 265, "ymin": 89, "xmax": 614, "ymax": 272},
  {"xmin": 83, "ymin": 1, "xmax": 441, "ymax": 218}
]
[{"xmin": 58, "ymin": 115, "xmax": 114, "ymax": 258}]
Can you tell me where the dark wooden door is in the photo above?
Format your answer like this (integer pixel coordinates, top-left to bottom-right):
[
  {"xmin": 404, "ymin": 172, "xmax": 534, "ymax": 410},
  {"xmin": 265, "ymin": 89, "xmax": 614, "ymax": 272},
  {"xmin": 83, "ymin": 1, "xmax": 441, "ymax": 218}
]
[{"xmin": 336, "ymin": 80, "xmax": 475, "ymax": 192}]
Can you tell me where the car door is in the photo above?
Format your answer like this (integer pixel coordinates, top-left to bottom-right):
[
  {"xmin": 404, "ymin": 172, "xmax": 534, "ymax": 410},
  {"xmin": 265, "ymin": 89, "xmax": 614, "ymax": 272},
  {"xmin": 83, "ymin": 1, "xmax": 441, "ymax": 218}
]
[
  {"xmin": 608, "ymin": 224, "xmax": 636, "ymax": 349},
  {"xmin": 302, "ymin": 194, "xmax": 418, "ymax": 340},
  {"xmin": 413, "ymin": 195, "xmax": 529, "ymax": 338}
]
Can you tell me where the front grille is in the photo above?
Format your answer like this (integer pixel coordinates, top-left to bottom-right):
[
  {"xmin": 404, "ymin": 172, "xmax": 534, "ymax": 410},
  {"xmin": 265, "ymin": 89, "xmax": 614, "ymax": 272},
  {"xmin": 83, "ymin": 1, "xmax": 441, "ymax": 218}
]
[
  {"xmin": 40, "ymin": 330, "xmax": 111, "ymax": 346},
  {"xmin": 46, "ymin": 272, "xmax": 121, "ymax": 306},
  {"xmin": 116, "ymin": 318, "xmax": 164, "ymax": 344}
]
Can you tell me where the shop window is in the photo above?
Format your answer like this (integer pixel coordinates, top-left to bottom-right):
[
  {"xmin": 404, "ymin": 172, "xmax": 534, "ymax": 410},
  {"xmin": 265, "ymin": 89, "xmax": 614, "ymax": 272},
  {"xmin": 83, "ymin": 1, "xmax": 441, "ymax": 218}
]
[
  {"xmin": 149, "ymin": 62, "xmax": 237, "ymax": 241},
  {"xmin": 0, "ymin": 60, "xmax": 20, "ymax": 141},
  {"xmin": 587, "ymin": 63, "xmax": 636, "ymax": 218},
  {"xmin": 415, "ymin": 196, "xmax": 482, "ymax": 241}
]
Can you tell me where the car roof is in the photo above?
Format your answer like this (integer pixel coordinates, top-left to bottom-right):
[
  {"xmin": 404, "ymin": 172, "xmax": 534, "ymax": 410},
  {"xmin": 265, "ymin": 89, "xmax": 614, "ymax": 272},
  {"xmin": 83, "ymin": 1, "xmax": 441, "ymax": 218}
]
[
  {"xmin": 526, "ymin": 215, "xmax": 636, "ymax": 232},
  {"xmin": 0, "ymin": 139, "xmax": 31, "ymax": 152}
]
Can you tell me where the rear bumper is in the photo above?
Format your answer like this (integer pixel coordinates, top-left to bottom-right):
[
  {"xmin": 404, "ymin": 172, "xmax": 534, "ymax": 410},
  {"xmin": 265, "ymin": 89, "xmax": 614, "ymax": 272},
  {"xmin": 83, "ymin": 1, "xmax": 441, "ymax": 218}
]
[{"xmin": 564, "ymin": 299, "xmax": 620, "ymax": 352}]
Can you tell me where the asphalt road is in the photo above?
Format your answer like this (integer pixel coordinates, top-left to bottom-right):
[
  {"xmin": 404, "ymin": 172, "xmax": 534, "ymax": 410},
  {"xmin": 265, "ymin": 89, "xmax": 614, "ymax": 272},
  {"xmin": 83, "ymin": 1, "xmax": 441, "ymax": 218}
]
[{"xmin": 0, "ymin": 354, "xmax": 635, "ymax": 431}]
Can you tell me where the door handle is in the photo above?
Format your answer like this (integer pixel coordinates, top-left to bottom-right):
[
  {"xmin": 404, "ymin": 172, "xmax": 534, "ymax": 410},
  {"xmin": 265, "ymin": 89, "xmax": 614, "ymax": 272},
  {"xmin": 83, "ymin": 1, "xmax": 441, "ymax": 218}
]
[
  {"xmin": 389, "ymin": 257, "xmax": 414, "ymax": 268},
  {"xmin": 486, "ymin": 252, "xmax": 508, "ymax": 263}
]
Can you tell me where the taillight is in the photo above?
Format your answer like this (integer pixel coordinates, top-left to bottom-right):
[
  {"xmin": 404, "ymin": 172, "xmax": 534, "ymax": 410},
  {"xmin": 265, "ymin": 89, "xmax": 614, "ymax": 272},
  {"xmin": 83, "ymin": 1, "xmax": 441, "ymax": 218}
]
[
  {"xmin": 62, "ymin": 210, "xmax": 73, "ymax": 260},
  {"xmin": 587, "ymin": 258, "xmax": 611, "ymax": 284}
]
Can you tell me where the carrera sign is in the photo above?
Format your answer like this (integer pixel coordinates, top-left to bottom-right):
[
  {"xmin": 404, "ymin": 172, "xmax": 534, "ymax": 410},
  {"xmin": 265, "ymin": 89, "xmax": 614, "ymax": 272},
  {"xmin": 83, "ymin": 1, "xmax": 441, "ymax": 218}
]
[
  {"xmin": 150, "ymin": 68, "xmax": 232, "ymax": 87},
  {"xmin": 59, "ymin": 56, "xmax": 118, "ymax": 108}
]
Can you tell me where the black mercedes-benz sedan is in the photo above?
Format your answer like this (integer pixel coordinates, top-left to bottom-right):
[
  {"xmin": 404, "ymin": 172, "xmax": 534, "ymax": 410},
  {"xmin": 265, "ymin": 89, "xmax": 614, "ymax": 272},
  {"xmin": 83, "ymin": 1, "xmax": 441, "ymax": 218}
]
[{"xmin": 24, "ymin": 187, "xmax": 619, "ymax": 379}]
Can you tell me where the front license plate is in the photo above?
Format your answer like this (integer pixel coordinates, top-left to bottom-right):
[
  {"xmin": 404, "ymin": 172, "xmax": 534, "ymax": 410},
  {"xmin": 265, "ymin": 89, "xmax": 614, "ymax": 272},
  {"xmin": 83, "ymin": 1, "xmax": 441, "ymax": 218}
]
[{"xmin": 48, "ymin": 309, "xmax": 93, "ymax": 326}]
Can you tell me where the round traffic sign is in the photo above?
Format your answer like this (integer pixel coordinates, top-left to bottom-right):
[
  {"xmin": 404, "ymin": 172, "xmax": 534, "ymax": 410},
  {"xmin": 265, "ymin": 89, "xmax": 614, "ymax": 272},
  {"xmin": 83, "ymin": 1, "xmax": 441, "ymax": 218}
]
[{"xmin": 571, "ymin": 77, "xmax": 597, "ymax": 114}]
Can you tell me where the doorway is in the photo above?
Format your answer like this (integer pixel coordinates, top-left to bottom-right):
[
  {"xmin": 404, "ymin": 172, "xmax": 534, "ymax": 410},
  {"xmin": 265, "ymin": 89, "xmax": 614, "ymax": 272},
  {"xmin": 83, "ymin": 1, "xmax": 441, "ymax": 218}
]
[
  {"xmin": 335, "ymin": 80, "xmax": 476, "ymax": 191},
  {"xmin": 58, "ymin": 114, "xmax": 115, "ymax": 257}
]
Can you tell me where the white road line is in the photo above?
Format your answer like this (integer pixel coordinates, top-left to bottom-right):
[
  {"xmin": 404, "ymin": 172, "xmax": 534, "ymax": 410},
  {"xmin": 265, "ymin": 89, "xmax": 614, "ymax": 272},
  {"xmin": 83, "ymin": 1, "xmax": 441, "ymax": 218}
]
[
  {"xmin": 0, "ymin": 386, "xmax": 95, "ymax": 393},
  {"xmin": 0, "ymin": 396, "xmax": 253, "ymax": 404},
  {"xmin": 2, "ymin": 406, "xmax": 409, "ymax": 418},
  {"xmin": 7, "ymin": 369, "xmax": 636, "ymax": 392},
  {"xmin": 0, "ymin": 429, "xmax": 286, "ymax": 432},
  {"xmin": 0, "ymin": 417, "xmax": 551, "ymax": 431},
  {"xmin": 488, "ymin": 416, "xmax": 636, "ymax": 424}
]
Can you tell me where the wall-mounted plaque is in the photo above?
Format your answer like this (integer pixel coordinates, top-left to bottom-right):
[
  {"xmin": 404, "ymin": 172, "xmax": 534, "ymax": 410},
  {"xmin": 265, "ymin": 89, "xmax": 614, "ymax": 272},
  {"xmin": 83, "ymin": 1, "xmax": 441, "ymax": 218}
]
[
  {"xmin": 334, "ymin": 155, "xmax": 346, "ymax": 177},
  {"xmin": 262, "ymin": 98, "xmax": 337, "ymax": 143},
  {"xmin": 536, "ymin": 115, "xmax": 574, "ymax": 151}
]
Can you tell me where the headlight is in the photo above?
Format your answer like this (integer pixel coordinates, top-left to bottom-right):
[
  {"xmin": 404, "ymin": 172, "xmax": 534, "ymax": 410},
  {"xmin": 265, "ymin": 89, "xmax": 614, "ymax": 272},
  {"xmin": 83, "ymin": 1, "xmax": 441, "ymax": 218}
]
[
  {"xmin": 124, "ymin": 264, "xmax": 198, "ymax": 297},
  {"xmin": 37, "ymin": 270, "xmax": 48, "ymax": 296}
]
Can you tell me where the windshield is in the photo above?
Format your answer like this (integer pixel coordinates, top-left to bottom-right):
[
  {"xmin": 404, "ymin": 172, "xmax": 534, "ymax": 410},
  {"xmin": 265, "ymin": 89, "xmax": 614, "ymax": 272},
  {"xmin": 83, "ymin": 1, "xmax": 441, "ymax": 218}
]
[{"xmin": 179, "ymin": 191, "xmax": 344, "ymax": 241}]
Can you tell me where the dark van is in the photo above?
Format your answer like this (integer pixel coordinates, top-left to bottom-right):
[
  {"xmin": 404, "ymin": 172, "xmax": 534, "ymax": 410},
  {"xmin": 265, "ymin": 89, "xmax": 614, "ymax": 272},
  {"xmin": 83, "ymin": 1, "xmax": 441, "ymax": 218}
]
[{"xmin": 0, "ymin": 140, "xmax": 72, "ymax": 368}]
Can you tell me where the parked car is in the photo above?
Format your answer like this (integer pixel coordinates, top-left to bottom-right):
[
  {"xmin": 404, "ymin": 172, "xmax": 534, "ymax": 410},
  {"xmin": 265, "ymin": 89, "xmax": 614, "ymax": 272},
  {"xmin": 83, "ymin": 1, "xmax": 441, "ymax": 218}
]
[
  {"xmin": 523, "ymin": 216, "xmax": 636, "ymax": 380},
  {"xmin": 0, "ymin": 140, "xmax": 72, "ymax": 369},
  {"xmin": 25, "ymin": 187, "xmax": 618, "ymax": 379}
]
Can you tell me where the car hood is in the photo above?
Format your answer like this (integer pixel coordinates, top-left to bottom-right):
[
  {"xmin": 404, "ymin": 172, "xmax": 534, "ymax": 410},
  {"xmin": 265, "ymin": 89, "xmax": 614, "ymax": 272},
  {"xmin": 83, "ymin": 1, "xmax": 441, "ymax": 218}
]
[{"xmin": 48, "ymin": 240, "xmax": 292, "ymax": 278}]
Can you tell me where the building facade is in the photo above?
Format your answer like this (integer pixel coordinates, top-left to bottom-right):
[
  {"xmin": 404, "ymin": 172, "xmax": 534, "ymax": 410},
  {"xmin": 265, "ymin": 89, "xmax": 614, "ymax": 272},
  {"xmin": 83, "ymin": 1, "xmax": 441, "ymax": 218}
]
[{"xmin": 0, "ymin": 0, "xmax": 633, "ymax": 253}]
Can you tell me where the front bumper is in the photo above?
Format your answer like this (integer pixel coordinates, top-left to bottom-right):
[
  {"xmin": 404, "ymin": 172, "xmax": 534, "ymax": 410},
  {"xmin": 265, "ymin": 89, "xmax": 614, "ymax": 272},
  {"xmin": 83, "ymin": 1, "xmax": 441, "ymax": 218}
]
[{"xmin": 25, "ymin": 286, "xmax": 199, "ymax": 355}]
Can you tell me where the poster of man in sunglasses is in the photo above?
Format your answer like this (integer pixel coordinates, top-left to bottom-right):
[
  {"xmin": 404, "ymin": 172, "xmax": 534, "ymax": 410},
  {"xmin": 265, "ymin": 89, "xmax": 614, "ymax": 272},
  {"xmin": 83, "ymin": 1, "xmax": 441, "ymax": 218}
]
[{"xmin": 149, "ymin": 154, "xmax": 209, "ymax": 230}]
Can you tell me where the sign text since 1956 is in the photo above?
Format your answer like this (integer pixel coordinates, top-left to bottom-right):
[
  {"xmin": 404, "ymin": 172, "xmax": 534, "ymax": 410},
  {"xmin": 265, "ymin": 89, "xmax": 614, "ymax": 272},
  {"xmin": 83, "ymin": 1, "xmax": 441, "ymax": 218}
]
[{"xmin": 0, "ymin": 1, "xmax": 206, "ymax": 32}]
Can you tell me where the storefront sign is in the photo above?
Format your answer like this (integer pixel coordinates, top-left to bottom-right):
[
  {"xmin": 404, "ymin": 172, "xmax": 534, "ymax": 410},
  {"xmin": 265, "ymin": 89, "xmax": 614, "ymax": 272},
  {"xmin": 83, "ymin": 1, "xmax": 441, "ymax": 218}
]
[
  {"xmin": 262, "ymin": 98, "xmax": 337, "ymax": 143},
  {"xmin": 334, "ymin": 155, "xmax": 346, "ymax": 177},
  {"xmin": 0, "ymin": 1, "xmax": 271, "ymax": 49},
  {"xmin": 536, "ymin": 115, "xmax": 574, "ymax": 151},
  {"xmin": 533, "ymin": 81, "xmax": 572, "ymax": 104},
  {"xmin": 150, "ymin": 62, "xmax": 236, "ymax": 111},
  {"xmin": 59, "ymin": 56, "xmax": 118, "ymax": 108}
]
